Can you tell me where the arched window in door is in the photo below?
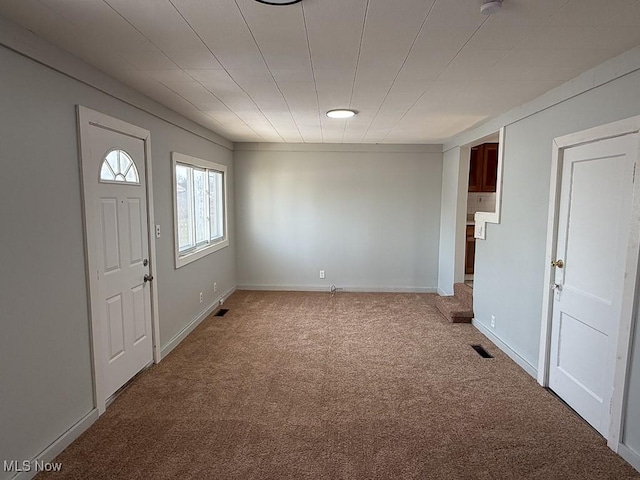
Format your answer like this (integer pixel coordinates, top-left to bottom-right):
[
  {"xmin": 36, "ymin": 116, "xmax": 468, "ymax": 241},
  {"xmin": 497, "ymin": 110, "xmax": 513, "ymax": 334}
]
[{"xmin": 99, "ymin": 149, "xmax": 139, "ymax": 184}]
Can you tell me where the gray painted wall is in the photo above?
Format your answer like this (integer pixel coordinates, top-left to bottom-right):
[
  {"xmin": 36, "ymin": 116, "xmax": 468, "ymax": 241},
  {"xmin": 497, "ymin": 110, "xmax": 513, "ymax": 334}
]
[
  {"xmin": 234, "ymin": 146, "xmax": 442, "ymax": 292},
  {"xmin": 0, "ymin": 45, "xmax": 235, "ymax": 473},
  {"xmin": 438, "ymin": 147, "xmax": 469, "ymax": 295},
  {"xmin": 449, "ymin": 69, "xmax": 640, "ymax": 457},
  {"xmin": 438, "ymin": 148, "xmax": 460, "ymax": 295}
]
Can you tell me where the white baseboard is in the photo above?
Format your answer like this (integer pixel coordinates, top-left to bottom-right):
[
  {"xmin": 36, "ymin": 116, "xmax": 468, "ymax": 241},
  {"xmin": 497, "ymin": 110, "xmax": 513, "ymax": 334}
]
[
  {"xmin": 472, "ymin": 319, "xmax": 538, "ymax": 378},
  {"xmin": 236, "ymin": 284, "xmax": 437, "ymax": 293},
  {"xmin": 437, "ymin": 288, "xmax": 453, "ymax": 296},
  {"xmin": 161, "ymin": 286, "xmax": 236, "ymax": 359},
  {"xmin": 619, "ymin": 444, "xmax": 640, "ymax": 473},
  {"xmin": 10, "ymin": 409, "xmax": 98, "ymax": 480}
]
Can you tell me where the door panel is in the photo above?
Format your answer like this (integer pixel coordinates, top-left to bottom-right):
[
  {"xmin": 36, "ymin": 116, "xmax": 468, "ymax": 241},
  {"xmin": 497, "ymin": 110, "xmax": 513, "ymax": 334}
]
[
  {"xmin": 88, "ymin": 126, "xmax": 153, "ymax": 399},
  {"xmin": 101, "ymin": 198, "xmax": 121, "ymax": 273},
  {"xmin": 106, "ymin": 294, "xmax": 125, "ymax": 361},
  {"xmin": 132, "ymin": 284, "xmax": 147, "ymax": 344},
  {"xmin": 549, "ymin": 134, "xmax": 637, "ymax": 437},
  {"xmin": 556, "ymin": 312, "xmax": 607, "ymax": 401},
  {"xmin": 127, "ymin": 198, "xmax": 144, "ymax": 265}
]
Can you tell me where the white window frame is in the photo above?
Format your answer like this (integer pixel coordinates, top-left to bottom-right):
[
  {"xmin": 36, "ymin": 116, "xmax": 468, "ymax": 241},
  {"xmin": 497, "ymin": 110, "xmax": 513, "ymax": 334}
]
[{"xmin": 172, "ymin": 152, "xmax": 229, "ymax": 268}]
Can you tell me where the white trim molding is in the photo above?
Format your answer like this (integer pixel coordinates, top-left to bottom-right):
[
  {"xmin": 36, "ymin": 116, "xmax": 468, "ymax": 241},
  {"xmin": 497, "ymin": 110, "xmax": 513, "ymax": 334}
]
[
  {"xmin": 0, "ymin": 16, "xmax": 232, "ymax": 151},
  {"xmin": 161, "ymin": 286, "xmax": 236, "ymax": 359},
  {"xmin": 171, "ymin": 152, "xmax": 230, "ymax": 269},
  {"xmin": 444, "ymin": 45, "xmax": 640, "ymax": 153},
  {"xmin": 472, "ymin": 319, "xmax": 538, "ymax": 378},
  {"xmin": 537, "ymin": 115, "xmax": 640, "ymax": 453},
  {"xmin": 12, "ymin": 409, "xmax": 98, "ymax": 480},
  {"xmin": 236, "ymin": 285, "xmax": 437, "ymax": 293},
  {"xmin": 619, "ymin": 444, "xmax": 640, "ymax": 473}
]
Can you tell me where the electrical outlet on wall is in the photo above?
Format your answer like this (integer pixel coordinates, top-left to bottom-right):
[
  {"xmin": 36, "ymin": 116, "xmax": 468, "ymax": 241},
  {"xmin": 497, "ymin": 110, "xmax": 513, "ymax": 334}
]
[
  {"xmin": 199, "ymin": 292, "xmax": 203, "ymax": 303},
  {"xmin": 214, "ymin": 282, "xmax": 217, "ymax": 293},
  {"xmin": 491, "ymin": 315, "xmax": 496, "ymax": 329},
  {"xmin": 319, "ymin": 270, "xmax": 325, "ymax": 279}
]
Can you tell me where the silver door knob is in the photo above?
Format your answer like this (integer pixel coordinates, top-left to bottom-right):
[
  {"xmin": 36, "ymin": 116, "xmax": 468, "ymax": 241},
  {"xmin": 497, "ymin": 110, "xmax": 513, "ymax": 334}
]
[{"xmin": 144, "ymin": 274, "xmax": 154, "ymax": 283}]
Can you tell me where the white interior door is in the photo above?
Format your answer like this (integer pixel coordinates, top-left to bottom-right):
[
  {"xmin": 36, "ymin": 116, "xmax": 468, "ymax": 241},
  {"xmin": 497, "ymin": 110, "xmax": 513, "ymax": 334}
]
[
  {"xmin": 549, "ymin": 134, "xmax": 638, "ymax": 437},
  {"xmin": 87, "ymin": 125, "xmax": 154, "ymax": 400}
]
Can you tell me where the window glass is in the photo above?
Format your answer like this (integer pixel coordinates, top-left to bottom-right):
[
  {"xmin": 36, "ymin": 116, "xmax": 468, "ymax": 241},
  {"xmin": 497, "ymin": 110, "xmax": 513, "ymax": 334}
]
[
  {"xmin": 176, "ymin": 164, "xmax": 193, "ymax": 252},
  {"xmin": 172, "ymin": 154, "xmax": 227, "ymax": 267},
  {"xmin": 100, "ymin": 149, "xmax": 139, "ymax": 184}
]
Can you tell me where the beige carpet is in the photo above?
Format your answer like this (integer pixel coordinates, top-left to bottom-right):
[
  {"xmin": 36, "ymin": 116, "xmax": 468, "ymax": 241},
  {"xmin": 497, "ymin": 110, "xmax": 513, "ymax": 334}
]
[{"xmin": 39, "ymin": 291, "xmax": 639, "ymax": 479}]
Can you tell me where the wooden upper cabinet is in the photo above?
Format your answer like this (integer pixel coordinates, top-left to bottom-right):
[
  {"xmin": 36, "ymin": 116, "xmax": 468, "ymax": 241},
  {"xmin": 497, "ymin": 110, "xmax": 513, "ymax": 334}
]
[
  {"xmin": 468, "ymin": 146, "xmax": 482, "ymax": 192},
  {"xmin": 468, "ymin": 143, "xmax": 498, "ymax": 192}
]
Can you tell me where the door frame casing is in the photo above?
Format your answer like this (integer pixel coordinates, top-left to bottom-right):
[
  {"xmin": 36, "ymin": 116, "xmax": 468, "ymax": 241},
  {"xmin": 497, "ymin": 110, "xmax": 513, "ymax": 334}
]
[
  {"xmin": 538, "ymin": 115, "xmax": 640, "ymax": 451},
  {"xmin": 77, "ymin": 106, "xmax": 161, "ymax": 414}
]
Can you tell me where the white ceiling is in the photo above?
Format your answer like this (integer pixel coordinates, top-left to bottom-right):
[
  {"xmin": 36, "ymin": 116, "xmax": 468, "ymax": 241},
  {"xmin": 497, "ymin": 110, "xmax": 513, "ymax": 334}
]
[{"xmin": 2, "ymin": 0, "xmax": 640, "ymax": 143}]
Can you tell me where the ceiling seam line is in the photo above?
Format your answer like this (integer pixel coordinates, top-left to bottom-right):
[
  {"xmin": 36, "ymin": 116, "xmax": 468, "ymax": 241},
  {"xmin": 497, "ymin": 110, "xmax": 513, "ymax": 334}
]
[
  {"xmin": 433, "ymin": 16, "xmax": 489, "ymax": 82},
  {"xmin": 167, "ymin": 0, "xmax": 284, "ymax": 142},
  {"xmin": 443, "ymin": 63, "xmax": 640, "ymax": 153},
  {"xmin": 157, "ymin": 80, "xmax": 230, "ymax": 130},
  {"xmin": 342, "ymin": 0, "xmax": 370, "ymax": 144},
  {"xmin": 0, "ymin": 42, "xmax": 233, "ymax": 150},
  {"xmin": 381, "ymin": 13, "xmax": 490, "ymax": 143},
  {"xmin": 101, "ymin": 0, "xmax": 265, "ymax": 141},
  {"xmin": 360, "ymin": 0, "xmax": 438, "ymax": 142},
  {"xmin": 29, "ymin": 0, "xmax": 234, "ymax": 145},
  {"xmin": 301, "ymin": 1, "xmax": 324, "ymax": 143},
  {"xmin": 233, "ymin": 0, "xmax": 305, "ymax": 143}
]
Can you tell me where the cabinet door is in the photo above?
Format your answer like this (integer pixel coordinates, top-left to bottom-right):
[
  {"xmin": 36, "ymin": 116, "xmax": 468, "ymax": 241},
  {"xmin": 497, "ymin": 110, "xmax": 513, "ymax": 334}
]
[
  {"xmin": 468, "ymin": 146, "xmax": 482, "ymax": 192},
  {"xmin": 482, "ymin": 143, "xmax": 499, "ymax": 192},
  {"xmin": 465, "ymin": 226, "xmax": 475, "ymax": 274}
]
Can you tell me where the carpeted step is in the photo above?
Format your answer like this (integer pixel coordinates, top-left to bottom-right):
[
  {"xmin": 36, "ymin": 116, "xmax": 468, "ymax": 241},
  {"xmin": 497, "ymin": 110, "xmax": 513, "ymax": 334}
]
[
  {"xmin": 454, "ymin": 282, "xmax": 473, "ymax": 311},
  {"xmin": 435, "ymin": 295, "xmax": 473, "ymax": 324}
]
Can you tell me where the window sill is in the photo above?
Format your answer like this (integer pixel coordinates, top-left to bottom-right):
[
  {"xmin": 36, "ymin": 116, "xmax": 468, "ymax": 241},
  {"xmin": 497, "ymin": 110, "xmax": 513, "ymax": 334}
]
[{"xmin": 175, "ymin": 239, "xmax": 229, "ymax": 268}]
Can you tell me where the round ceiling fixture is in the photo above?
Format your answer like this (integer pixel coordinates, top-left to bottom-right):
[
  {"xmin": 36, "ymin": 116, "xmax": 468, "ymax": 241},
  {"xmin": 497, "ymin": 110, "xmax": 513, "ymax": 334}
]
[
  {"xmin": 480, "ymin": 0, "xmax": 503, "ymax": 15},
  {"xmin": 326, "ymin": 109, "xmax": 357, "ymax": 119},
  {"xmin": 254, "ymin": 0, "xmax": 303, "ymax": 5}
]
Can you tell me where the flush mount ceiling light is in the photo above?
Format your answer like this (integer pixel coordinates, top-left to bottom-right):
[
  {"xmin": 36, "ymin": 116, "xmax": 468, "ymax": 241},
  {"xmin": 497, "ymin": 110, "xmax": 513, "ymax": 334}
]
[
  {"xmin": 481, "ymin": 0, "xmax": 503, "ymax": 15},
  {"xmin": 326, "ymin": 109, "xmax": 357, "ymax": 119},
  {"xmin": 254, "ymin": 0, "xmax": 303, "ymax": 5}
]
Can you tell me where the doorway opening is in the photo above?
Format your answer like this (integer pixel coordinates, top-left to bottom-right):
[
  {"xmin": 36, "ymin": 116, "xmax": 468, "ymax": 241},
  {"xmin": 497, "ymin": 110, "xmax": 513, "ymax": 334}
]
[{"xmin": 462, "ymin": 131, "xmax": 502, "ymax": 289}]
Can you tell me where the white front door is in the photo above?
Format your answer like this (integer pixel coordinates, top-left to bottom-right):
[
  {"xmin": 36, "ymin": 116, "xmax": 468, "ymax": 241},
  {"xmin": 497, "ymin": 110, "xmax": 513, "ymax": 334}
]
[
  {"xmin": 86, "ymin": 123, "xmax": 154, "ymax": 400},
  {"xmin": 549, "ymin": 134, "xmax": 638, "ymax": 437}
]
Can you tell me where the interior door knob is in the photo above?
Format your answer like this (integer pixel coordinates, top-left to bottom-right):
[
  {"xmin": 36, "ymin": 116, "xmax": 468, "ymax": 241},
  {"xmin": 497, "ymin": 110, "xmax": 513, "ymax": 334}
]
[
  {"xmin": 144, "ymin": 274, "xmax": 154, "ymax": 283},
  {"xmin": 551, "ymin": 259, "xmax": 564, "ymax": 268}
]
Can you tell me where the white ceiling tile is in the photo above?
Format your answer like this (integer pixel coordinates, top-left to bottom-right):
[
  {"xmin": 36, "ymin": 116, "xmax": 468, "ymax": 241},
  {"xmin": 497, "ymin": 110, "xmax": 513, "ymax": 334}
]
[
  {"xmin": 1, "ymin": 0, "xmax": 638, "ymax": 144},
  {"xmin": 235, "ymin": 0, "xmax": 311, "ymax": 72},
  {"xmin": 39, "ymin": 0, "xmax": 157, "ymax": 53},
  {"xmin": 425, "ymin": 0, "xmax": 485, "ymax": 27},
  {"xmin": 490, "ymin": 0, "xmax": 570, "ymax": 26},
  {"xmin": 606, "ymin": 1, "xmax": 640, "ymax": 27},
  {"xmin": 118, "ymin": 50, "xmax": 178, "ymax": 71},
  {"xmin": 164, "ymin": 48, "xmax": 225, "ymax": 70},
  {"xmin": 582, "ymin": 25, "xmax": 640, "ymax": 54},
  {"xmin": 437, "ymin": 48, "xmax": 511, "ymax": 82},
  {"xmin": 169, "ymin": 0, "xmax": 264, "ymax": 70},
  {"xmin": 545, "ymin": 0, "xmax": 633, "ymax": 27},
  {"xmin": 397, "ymin": 26, "xmax": 478, "ymax": 83},
  {"xmin": 104, "ymin": 0, "xmax": 205, "ymax": 52},
  {"xmin": 470, "ymin": 18, "xmax": 536, "ymax": 50},
  {"xmin": 522, "ymin": 25, "xmax": 595, "ymax": 50}
]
